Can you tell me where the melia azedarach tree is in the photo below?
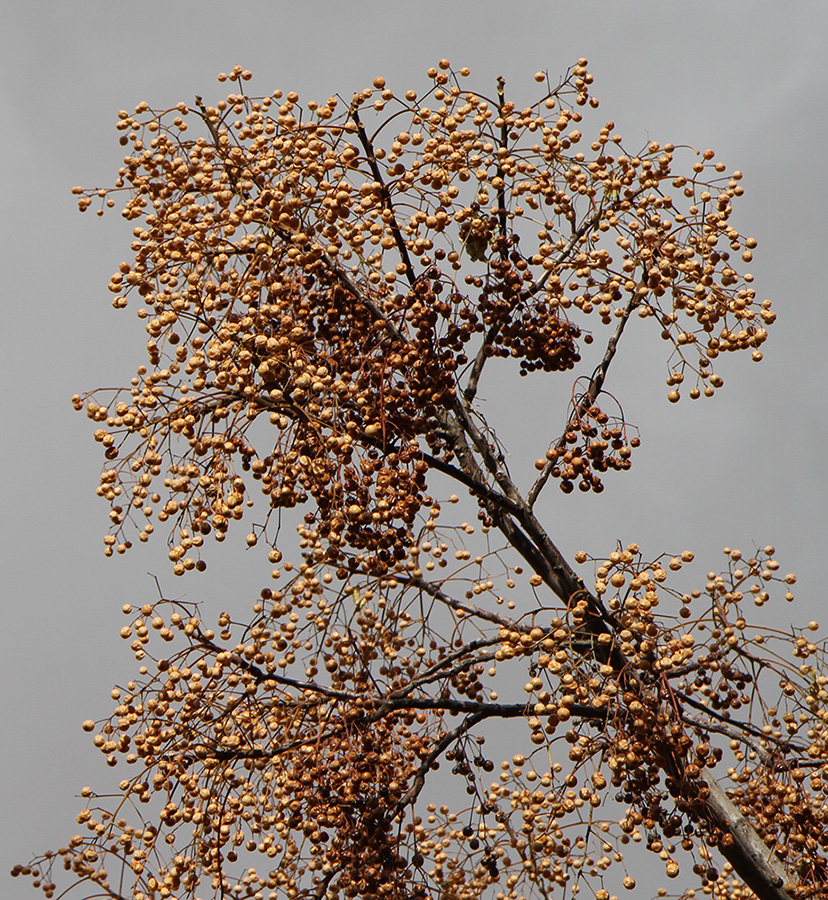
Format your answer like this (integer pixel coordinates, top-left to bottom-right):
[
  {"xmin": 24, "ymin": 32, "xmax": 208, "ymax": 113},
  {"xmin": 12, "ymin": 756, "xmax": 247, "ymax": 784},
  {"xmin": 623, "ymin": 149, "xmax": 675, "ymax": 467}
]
[{"xmin": 16, "ymin": 60, "xmax": 827, "ymax": 900}]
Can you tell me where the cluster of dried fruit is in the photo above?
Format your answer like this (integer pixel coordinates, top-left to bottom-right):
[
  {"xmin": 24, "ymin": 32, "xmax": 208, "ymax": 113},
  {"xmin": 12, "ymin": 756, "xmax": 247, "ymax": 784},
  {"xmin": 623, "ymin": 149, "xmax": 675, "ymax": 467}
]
[
  {"xmin": 17, "ymin": 61, "xmax": 828, "ymax": 900},
  {"xmin": 15, "ymin": 540, "xmax": 826, "ymax": 900},
  {"xmin": 68, "ymin": 58, "xmax": 766, "ymax": 573}
]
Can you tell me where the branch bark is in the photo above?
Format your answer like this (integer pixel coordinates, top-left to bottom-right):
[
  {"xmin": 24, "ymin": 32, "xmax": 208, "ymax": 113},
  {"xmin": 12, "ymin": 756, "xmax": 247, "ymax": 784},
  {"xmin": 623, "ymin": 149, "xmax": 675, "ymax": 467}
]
[{"xmin": 701, "ymin": 772, "xmax": 794, "ymax": 900}]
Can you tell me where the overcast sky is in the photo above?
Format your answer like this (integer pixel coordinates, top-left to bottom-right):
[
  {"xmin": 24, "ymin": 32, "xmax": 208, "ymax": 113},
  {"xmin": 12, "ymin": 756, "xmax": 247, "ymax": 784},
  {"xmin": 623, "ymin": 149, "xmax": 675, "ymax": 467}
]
[{"xmin": 3, "ymin": 3, "xmax": 828, "ymax": 897}]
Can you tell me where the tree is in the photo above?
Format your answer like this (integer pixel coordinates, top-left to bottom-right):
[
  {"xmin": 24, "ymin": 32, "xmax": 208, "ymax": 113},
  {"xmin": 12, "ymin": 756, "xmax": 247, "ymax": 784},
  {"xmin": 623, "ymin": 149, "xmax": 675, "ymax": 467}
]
[{"xmin": 14, "ymin": 60, "xmax": 826, "ymax": 900}]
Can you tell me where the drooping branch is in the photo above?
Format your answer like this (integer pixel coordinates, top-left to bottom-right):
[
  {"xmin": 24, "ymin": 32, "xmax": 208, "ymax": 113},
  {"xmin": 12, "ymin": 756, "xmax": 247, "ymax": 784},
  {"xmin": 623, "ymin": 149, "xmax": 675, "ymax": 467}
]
[{"xmin": 390, "ymin": 710, "xmax": 489, "ymax": 818}]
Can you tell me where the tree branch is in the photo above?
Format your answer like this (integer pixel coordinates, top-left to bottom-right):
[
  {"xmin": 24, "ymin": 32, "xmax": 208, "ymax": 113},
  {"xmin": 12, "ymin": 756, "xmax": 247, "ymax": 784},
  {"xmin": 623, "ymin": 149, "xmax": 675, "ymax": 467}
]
[
  {"xmin": 400, "ymin": 574, "xmax": 533, "ymax": 632},
  {"xmin": 700, "ymin": 772, "xmax": 795, "ymax": 900},
  {"xmin": 350, "ymin": 107, "xmax": 417, "ymax": 285},
  {"xmin": 389, "ymin": 711, "xmax": 488, "ymax": 818},
  {"xmin": 528, "ymin": 294, "xmax": 638, "ymax": 507}
]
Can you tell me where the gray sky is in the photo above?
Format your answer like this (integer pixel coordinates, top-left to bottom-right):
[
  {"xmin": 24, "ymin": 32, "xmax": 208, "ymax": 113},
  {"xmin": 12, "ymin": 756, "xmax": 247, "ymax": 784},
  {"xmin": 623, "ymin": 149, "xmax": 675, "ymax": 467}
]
[{"xmin": 3, "ymin": 3, "xmax": 828, "ymax": 897}]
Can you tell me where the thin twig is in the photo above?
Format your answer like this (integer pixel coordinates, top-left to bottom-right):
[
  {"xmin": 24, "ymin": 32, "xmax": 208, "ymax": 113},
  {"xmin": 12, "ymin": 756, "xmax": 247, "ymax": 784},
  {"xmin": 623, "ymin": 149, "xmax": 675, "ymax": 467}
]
[
  {"xmin": 350, "ymin": 107, "xmax": 417, "ymax": 285},
  {"xmin": 675, "ymin": 689, "xmax": 808, "ymax": 756},
  {"xmin": 402, "ymin": 575, "xmax": 532, "ymax": 632},
  {"xmin": 679, "ymin": 710, "xmax": 775, "ymax": 766}
]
